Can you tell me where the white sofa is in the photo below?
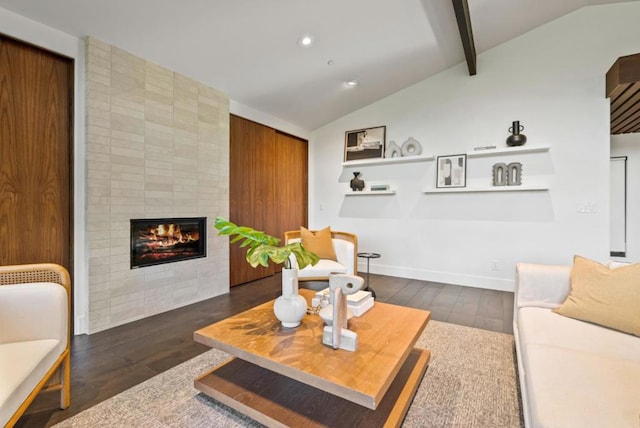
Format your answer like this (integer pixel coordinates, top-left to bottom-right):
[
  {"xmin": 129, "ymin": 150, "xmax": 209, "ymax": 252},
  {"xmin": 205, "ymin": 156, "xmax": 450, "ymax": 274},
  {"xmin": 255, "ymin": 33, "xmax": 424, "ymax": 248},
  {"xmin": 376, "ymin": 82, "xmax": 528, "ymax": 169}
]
[
  {"xmin": 514, "ymin": 263, "xmax": 640, "ymax": 428},
  {"xmin": 284, "ymin": 230, "xmax": 357, "ymax": 281},
  {"xmin": 0, "ymin": 264, "xmax": 71, "ymax": 427}
]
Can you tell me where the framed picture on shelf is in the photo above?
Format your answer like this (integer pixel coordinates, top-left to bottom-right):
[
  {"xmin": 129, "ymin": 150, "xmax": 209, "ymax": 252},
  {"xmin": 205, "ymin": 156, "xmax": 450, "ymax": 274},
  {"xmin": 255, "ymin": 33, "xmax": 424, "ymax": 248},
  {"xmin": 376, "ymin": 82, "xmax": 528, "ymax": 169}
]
[
  {"xmin": 436, "ymin": 154, "xmax": 466, "ymax": 188},
  {"xmin": 344, "ymin": 126, "xmax": 386, "ymax": 162}
]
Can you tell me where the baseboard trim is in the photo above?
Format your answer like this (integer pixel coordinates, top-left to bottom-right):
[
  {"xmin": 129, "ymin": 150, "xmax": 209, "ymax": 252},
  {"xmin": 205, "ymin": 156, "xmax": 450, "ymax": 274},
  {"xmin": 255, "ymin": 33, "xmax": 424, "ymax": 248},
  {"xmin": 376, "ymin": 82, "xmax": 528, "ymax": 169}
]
[{"xmin": 358, "ymin": 262, "xmax": 514, "ymax": 292}]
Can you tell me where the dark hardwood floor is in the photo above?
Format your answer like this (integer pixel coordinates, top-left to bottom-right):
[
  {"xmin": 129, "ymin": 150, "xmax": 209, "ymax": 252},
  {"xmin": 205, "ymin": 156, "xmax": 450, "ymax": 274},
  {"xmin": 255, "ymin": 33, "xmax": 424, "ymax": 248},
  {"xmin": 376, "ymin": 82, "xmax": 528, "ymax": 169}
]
[{"xmin": 17, "ymin": 273, "xmax": 514, "ymax": 427}]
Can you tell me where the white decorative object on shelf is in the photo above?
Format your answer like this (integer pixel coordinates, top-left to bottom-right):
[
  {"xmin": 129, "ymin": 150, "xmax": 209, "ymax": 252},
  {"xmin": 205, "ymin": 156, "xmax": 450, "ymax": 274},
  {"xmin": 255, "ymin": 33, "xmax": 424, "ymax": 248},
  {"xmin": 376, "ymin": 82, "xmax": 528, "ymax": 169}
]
[
  {"xmin": 385, "ymin": 140, "xmax": 402, "ymax": 158},
  {"xmin": 401, "ymin": 137, "xmax": 422, "ymax": 156}
]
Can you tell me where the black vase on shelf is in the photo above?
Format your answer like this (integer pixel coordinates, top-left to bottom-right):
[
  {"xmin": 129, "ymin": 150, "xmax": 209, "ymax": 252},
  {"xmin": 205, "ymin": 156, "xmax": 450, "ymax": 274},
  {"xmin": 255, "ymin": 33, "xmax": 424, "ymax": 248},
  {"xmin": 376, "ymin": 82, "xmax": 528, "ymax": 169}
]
[
  {"xmin": 350, "ymin": 172, "xmax": 365, "ymax": 191},
  {"xmin": 506, "ymin": 120, "xmax": 527, "ymax": 147}
]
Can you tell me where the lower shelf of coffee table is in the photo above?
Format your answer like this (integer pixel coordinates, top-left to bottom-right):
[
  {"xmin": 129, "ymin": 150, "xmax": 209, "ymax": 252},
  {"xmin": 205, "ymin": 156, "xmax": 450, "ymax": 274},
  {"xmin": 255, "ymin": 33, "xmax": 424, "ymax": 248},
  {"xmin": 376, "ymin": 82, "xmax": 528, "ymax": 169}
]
[{"xmin": 195, "ymin": 347, "xmax": 430, "ymax": 428}]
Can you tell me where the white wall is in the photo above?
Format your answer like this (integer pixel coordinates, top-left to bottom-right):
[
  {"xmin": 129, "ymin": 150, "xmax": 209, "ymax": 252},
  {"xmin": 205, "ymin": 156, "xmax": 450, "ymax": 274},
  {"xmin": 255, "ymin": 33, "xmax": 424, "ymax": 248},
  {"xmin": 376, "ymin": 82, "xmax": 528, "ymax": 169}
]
[
  {"xmin": 309, "ymin": 3, "xmax": 640, "ymax": 291},
  {"xmin": 230, "ymin": 100, "xmax": 309, "ymax": 140},
  {"xmin": 611, "ymin": 133, "xmax": 640, "ymax": 262}
]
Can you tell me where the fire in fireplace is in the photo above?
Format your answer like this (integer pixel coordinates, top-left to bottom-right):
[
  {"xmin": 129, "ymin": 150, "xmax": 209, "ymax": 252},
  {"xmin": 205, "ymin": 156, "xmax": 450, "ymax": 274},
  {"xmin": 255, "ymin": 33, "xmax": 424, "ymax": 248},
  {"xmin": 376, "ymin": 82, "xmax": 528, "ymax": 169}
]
[{"xmin": 130, "ymin": 217, "xmax": 207, "ymax": 269}]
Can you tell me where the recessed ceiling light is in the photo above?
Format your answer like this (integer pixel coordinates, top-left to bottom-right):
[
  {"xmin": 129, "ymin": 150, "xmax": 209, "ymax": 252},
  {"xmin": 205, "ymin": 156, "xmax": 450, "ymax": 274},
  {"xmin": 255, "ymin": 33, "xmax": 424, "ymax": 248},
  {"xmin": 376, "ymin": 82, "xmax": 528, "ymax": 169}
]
[
  {"xmin": 346, "ymin": 80, "xmax": 358, "ymax": 87},
  {"xmin": 297, "ymin": 34, "xmax": 314, "ymax": 47}
]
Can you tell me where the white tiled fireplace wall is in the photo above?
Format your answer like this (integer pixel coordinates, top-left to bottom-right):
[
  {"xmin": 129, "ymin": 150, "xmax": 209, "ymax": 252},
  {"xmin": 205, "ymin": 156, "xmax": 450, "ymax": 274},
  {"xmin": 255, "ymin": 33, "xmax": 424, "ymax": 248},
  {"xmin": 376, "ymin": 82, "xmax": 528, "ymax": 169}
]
[{"xmin": 85, "ymin": 37, "xmax": 229, "ymax": 333}]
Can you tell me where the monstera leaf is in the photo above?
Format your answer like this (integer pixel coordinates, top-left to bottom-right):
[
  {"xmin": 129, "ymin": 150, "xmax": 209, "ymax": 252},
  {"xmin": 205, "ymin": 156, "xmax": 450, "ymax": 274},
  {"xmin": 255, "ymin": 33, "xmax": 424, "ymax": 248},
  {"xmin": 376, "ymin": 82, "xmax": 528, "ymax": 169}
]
[{"xmin": 214, "ymin": 217, "xmax": 319, "ymax": 270}]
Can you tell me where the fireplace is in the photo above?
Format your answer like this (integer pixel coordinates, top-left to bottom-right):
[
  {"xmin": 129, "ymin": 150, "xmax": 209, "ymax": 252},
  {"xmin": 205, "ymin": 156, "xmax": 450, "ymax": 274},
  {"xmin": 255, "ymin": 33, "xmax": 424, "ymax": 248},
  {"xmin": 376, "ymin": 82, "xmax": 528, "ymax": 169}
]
[{"xmin": 130, "ymin": 217, "xmax": 207, "ymax": 269}]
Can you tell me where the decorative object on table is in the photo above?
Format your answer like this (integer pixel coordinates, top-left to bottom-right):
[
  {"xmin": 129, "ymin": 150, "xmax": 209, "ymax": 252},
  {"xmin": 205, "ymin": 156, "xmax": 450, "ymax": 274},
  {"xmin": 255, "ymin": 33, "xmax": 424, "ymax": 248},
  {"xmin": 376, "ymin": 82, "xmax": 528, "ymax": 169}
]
[
  {"xmin": 344, "ymin": 125, "xmax": 386, "ymax": 162},
  {"xmin": 401, "ymin": 137, "xmax": 422, "ymax": 156},
  {"xmin": 318, "ymin": 305, "xmax": 354, "ymax": 326},
  {"xmin": 436, "ymin": 154, "xmax": 467, "ymax": 188},
  {"xmin": 349, "ymin": 171, "xmax": 365, "ymax": 191},
  {"xmin": 322, "ymin": 273, "xmax": 365, "ymax": 351},
  {"xmin": 385, "ymin": 140, "xmax": 402, "ymax": 158},
  {"xmin": 506, "ymin": 120, "xmax": 527, "ymax": 147},
  {"xmin": 315, "ymin": 287, "xmax": 374, "ymax": 317},
  {"xmin": 492, "ymin": 163, "xmax": 508, "ymax": 186},
  {"xmin": 357, "ymin": 252, "xmax": 380, "ymax": 298},
  {"xmin": 214, "ymin": 217, "xmax": 319, "ymax": 328},
  {"xmin": 370, "ymin": 184, "xmax": 389, "ymax": 192},
  {"xmin": 507, "ymin": 162, "xmax": 523, "ymax": 185}
]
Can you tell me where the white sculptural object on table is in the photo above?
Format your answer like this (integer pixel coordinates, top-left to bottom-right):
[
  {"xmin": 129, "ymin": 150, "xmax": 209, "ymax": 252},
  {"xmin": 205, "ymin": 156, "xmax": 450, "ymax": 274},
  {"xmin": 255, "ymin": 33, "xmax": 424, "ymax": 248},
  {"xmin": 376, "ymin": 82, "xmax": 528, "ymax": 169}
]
[{"xmin": 322, "ymin": 273, "xmax": 365, "ymax": 351}]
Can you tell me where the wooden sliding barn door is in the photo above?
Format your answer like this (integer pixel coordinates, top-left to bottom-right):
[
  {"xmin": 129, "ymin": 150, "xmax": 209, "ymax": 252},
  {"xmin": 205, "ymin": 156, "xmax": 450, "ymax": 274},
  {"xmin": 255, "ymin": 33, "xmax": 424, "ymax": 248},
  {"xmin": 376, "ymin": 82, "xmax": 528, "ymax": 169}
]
[
  {"xmin": 229, "ymin": 115, "xmax": 308, "ymax": 286},
  {"xmin": 0, "ymin": 36, "xmax": 73, "ymax": 271}
]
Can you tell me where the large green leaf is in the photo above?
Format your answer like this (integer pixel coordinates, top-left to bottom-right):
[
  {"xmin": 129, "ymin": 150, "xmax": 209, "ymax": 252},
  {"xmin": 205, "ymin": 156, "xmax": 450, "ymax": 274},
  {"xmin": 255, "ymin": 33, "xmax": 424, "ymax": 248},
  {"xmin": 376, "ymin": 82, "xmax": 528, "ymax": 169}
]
[{"xmin": 214, "ymin": 216, "xmax": 319, "ymax": 270}]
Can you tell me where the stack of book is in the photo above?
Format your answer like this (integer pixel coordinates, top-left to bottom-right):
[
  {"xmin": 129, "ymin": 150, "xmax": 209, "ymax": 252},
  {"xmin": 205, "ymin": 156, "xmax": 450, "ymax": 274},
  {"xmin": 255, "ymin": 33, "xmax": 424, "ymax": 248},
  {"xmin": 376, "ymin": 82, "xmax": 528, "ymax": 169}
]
[{"xmin": 315, "ymin": 288, "xmax": 374, "ymax": 317}]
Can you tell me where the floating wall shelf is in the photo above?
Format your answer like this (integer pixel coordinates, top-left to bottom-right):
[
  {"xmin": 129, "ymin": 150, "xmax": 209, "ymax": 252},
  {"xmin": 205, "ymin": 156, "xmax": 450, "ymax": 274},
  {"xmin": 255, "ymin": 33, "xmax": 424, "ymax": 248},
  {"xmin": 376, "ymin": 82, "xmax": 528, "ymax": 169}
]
[
  {"xmin": 423, "ymin": 185, "xmax": 549, "ymax": 194},
  {"xmin": 345, "ymin": 190, "xmax": 396, "ymax": 196},
  {"xmin": 342, "ymin": 154, "xmax": 434, "ymax": 167},
  {"xmin": 466, "ymin": 144, "xmax": 550, "ymax": 158}
]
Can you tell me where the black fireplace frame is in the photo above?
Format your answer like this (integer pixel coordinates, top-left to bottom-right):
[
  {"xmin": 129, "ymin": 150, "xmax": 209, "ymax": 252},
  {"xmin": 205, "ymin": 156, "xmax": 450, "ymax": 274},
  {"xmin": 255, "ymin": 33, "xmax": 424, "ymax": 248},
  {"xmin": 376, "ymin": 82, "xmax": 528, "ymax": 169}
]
[{"xmin": 130, "ymin": 217, "xmax": 207, "ymax": 269}]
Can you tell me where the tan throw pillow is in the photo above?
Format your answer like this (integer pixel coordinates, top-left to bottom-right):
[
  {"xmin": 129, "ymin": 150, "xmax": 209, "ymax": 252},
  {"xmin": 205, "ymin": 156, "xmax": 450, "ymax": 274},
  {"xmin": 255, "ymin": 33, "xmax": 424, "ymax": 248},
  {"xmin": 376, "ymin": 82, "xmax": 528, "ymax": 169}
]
[
  {"xmin": 300, "ymin": 226, "xmax": 337, "ymax": 261},
  {"xmin": 553, "ymin": 255, "xmax": 640, "ymax": 336}
]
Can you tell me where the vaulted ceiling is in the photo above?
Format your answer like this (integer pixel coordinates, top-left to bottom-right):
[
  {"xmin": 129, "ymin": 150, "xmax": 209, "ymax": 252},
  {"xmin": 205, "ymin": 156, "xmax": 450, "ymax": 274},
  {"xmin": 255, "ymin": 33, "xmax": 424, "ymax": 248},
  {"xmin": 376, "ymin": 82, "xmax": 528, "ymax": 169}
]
[{"xmin": 0, "ymin": 0, "xmax": 634, "ymax": 131}]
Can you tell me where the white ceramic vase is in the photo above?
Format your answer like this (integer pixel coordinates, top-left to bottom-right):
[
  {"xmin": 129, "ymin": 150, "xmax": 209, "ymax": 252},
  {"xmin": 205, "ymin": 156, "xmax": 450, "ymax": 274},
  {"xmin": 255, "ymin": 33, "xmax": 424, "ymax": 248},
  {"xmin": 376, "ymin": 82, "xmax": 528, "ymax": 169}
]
[{"xmin": 273, "ymin": 268, "xmax": 307, "ymax": 328}]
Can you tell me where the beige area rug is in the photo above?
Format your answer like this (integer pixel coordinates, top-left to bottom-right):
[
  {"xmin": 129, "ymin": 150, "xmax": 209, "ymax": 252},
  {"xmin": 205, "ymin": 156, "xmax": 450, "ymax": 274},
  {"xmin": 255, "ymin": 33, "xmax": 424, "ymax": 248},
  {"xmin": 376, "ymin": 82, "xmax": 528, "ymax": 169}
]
[{"xmin": 53, "ymin": 321, "xmax": 522, "ymax": 427}]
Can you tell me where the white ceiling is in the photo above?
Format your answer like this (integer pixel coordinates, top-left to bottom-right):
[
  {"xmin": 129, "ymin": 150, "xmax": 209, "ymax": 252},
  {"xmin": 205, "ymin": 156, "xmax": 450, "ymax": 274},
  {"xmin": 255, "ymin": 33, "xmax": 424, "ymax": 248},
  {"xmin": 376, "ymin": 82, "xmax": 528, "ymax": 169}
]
[{"xmin": 0, "ymin": 0, "xmax": 633, "ymax": 131}]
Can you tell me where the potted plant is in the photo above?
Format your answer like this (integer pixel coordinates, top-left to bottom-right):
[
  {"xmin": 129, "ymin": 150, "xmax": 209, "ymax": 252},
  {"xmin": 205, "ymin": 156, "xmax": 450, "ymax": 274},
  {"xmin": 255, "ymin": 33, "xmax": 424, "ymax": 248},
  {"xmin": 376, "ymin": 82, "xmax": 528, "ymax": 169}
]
[{"xmin": 214, "ymin": 217, "xmax": 319, "ymax": 327}]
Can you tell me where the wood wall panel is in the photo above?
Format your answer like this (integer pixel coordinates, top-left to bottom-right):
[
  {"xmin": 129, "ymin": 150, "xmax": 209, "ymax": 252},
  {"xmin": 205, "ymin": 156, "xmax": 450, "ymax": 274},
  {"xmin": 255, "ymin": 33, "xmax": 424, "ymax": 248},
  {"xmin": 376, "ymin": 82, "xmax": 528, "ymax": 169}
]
[
  {"xmin": 0, "ymin": 36, "xmax": 72, "ymax": 270},
  {"xmin": 229, "ymin": 115, "xmax": 307, "ymax": 286},
  {"xmin": 273, "ymin": 131, "xmax": 308, "ymax": 246}
]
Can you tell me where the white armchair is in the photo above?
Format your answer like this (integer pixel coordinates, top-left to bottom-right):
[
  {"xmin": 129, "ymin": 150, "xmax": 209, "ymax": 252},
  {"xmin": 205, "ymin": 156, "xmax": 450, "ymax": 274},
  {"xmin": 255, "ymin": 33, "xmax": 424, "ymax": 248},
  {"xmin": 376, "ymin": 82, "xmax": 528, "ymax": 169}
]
[
  {"xmin": 284, "ymin": 230, "xmax": 358, "ymax": 281},
  {"xmin": 0, "ymin": 263, "xmax": 71, "ymax": 427}
]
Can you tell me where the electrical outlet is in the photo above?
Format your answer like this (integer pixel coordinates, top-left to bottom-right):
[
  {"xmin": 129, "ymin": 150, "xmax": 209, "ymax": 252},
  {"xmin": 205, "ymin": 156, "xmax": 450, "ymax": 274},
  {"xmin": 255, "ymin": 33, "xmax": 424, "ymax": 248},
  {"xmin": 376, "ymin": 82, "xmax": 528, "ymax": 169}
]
[
  {"xmin": 576, "ymin": 202, "xmax": 598, "ymax": 214},
  {"xmin": 490, "ymin": 260, "xmax": 500, "ymax": 271}
]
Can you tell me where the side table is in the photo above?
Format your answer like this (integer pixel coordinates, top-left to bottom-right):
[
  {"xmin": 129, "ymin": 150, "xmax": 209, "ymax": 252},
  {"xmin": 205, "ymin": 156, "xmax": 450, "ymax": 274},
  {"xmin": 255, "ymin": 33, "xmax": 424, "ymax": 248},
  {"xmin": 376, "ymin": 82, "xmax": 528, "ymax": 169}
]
[{"xmin": 357, "ymin": 252, "xmax": 380, "ymax": 298}]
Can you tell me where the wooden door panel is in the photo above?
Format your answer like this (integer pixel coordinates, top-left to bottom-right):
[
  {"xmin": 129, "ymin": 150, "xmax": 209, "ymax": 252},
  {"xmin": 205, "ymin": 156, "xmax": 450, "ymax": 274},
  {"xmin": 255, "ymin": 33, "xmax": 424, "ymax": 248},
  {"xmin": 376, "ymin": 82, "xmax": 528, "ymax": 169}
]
[
  {"xmin": 229, "ymin": 117, "xmax": 308, "ymax": 286},
  {"xmin": 274, "ymin": 131, "xmax": 308, "ymax": 244},
  {"xmin": 0, "ymin": 37, "xmax": 72, "ymax": 268},
  {"xmin": 229, "ymin": 115, "xmax": 276, "ymax": 285}
]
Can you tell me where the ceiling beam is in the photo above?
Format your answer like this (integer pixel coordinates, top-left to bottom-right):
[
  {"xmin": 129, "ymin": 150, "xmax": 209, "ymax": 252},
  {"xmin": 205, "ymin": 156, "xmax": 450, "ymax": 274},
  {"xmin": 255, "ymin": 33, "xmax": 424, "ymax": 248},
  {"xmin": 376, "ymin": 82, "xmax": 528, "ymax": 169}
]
[{"xmin": 452, "ymin": 0, "xmax": 477, "ymax": 76}]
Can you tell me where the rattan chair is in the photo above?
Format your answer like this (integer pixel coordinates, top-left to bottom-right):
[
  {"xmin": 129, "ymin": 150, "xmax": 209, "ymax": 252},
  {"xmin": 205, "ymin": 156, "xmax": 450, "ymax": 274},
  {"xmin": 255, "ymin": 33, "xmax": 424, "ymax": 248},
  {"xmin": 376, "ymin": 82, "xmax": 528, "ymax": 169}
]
[{"xmin": 0, "ymin": 263, "xmax": 71, "ymax": 426}]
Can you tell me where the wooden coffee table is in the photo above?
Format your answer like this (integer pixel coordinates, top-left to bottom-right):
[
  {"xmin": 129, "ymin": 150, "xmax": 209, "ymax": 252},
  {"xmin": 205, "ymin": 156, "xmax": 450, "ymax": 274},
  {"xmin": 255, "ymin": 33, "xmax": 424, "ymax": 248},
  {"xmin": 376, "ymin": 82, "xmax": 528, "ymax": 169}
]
[{"xmin": 194, "ymin": 289, "xmax": 431, "ymax": 427}]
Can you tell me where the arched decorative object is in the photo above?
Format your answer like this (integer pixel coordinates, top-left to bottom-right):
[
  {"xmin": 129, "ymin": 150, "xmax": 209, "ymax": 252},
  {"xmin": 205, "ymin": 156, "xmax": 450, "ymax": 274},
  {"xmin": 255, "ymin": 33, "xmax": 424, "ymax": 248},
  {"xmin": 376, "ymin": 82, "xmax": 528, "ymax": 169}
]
[
  {"xmin": 492, "ymin": 163, "xmax": 508, "ymax": 186},
  {"xmin": 385, "ymin": 140, "xmax": 402, "ymax": 158},
  {"xmin": 507, "ymin": 162, "xmax": 523, "ymax": 186},
  {"xmin": 400, "ymin": 137, "xmax": 422, "ymax": 156}
]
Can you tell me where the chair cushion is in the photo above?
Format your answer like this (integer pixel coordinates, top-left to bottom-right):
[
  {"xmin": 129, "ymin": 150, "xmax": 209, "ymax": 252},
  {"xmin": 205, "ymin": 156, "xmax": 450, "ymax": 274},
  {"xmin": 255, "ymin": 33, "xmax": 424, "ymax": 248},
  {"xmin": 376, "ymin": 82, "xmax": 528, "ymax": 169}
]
[
  {"xmin": 553, "ymin": 255, "xmax": 640, "ymax": 336},
  {"xmin": 0, "ymin": 339, "xmax": 62, "ymax": 426},
  {"xmin": 301, "ymin": 226, "xmax": 337, "ymax": 261},
  {"xmin": 298, "ymin": 259, "xmax": 348, "ymax": 279}
]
